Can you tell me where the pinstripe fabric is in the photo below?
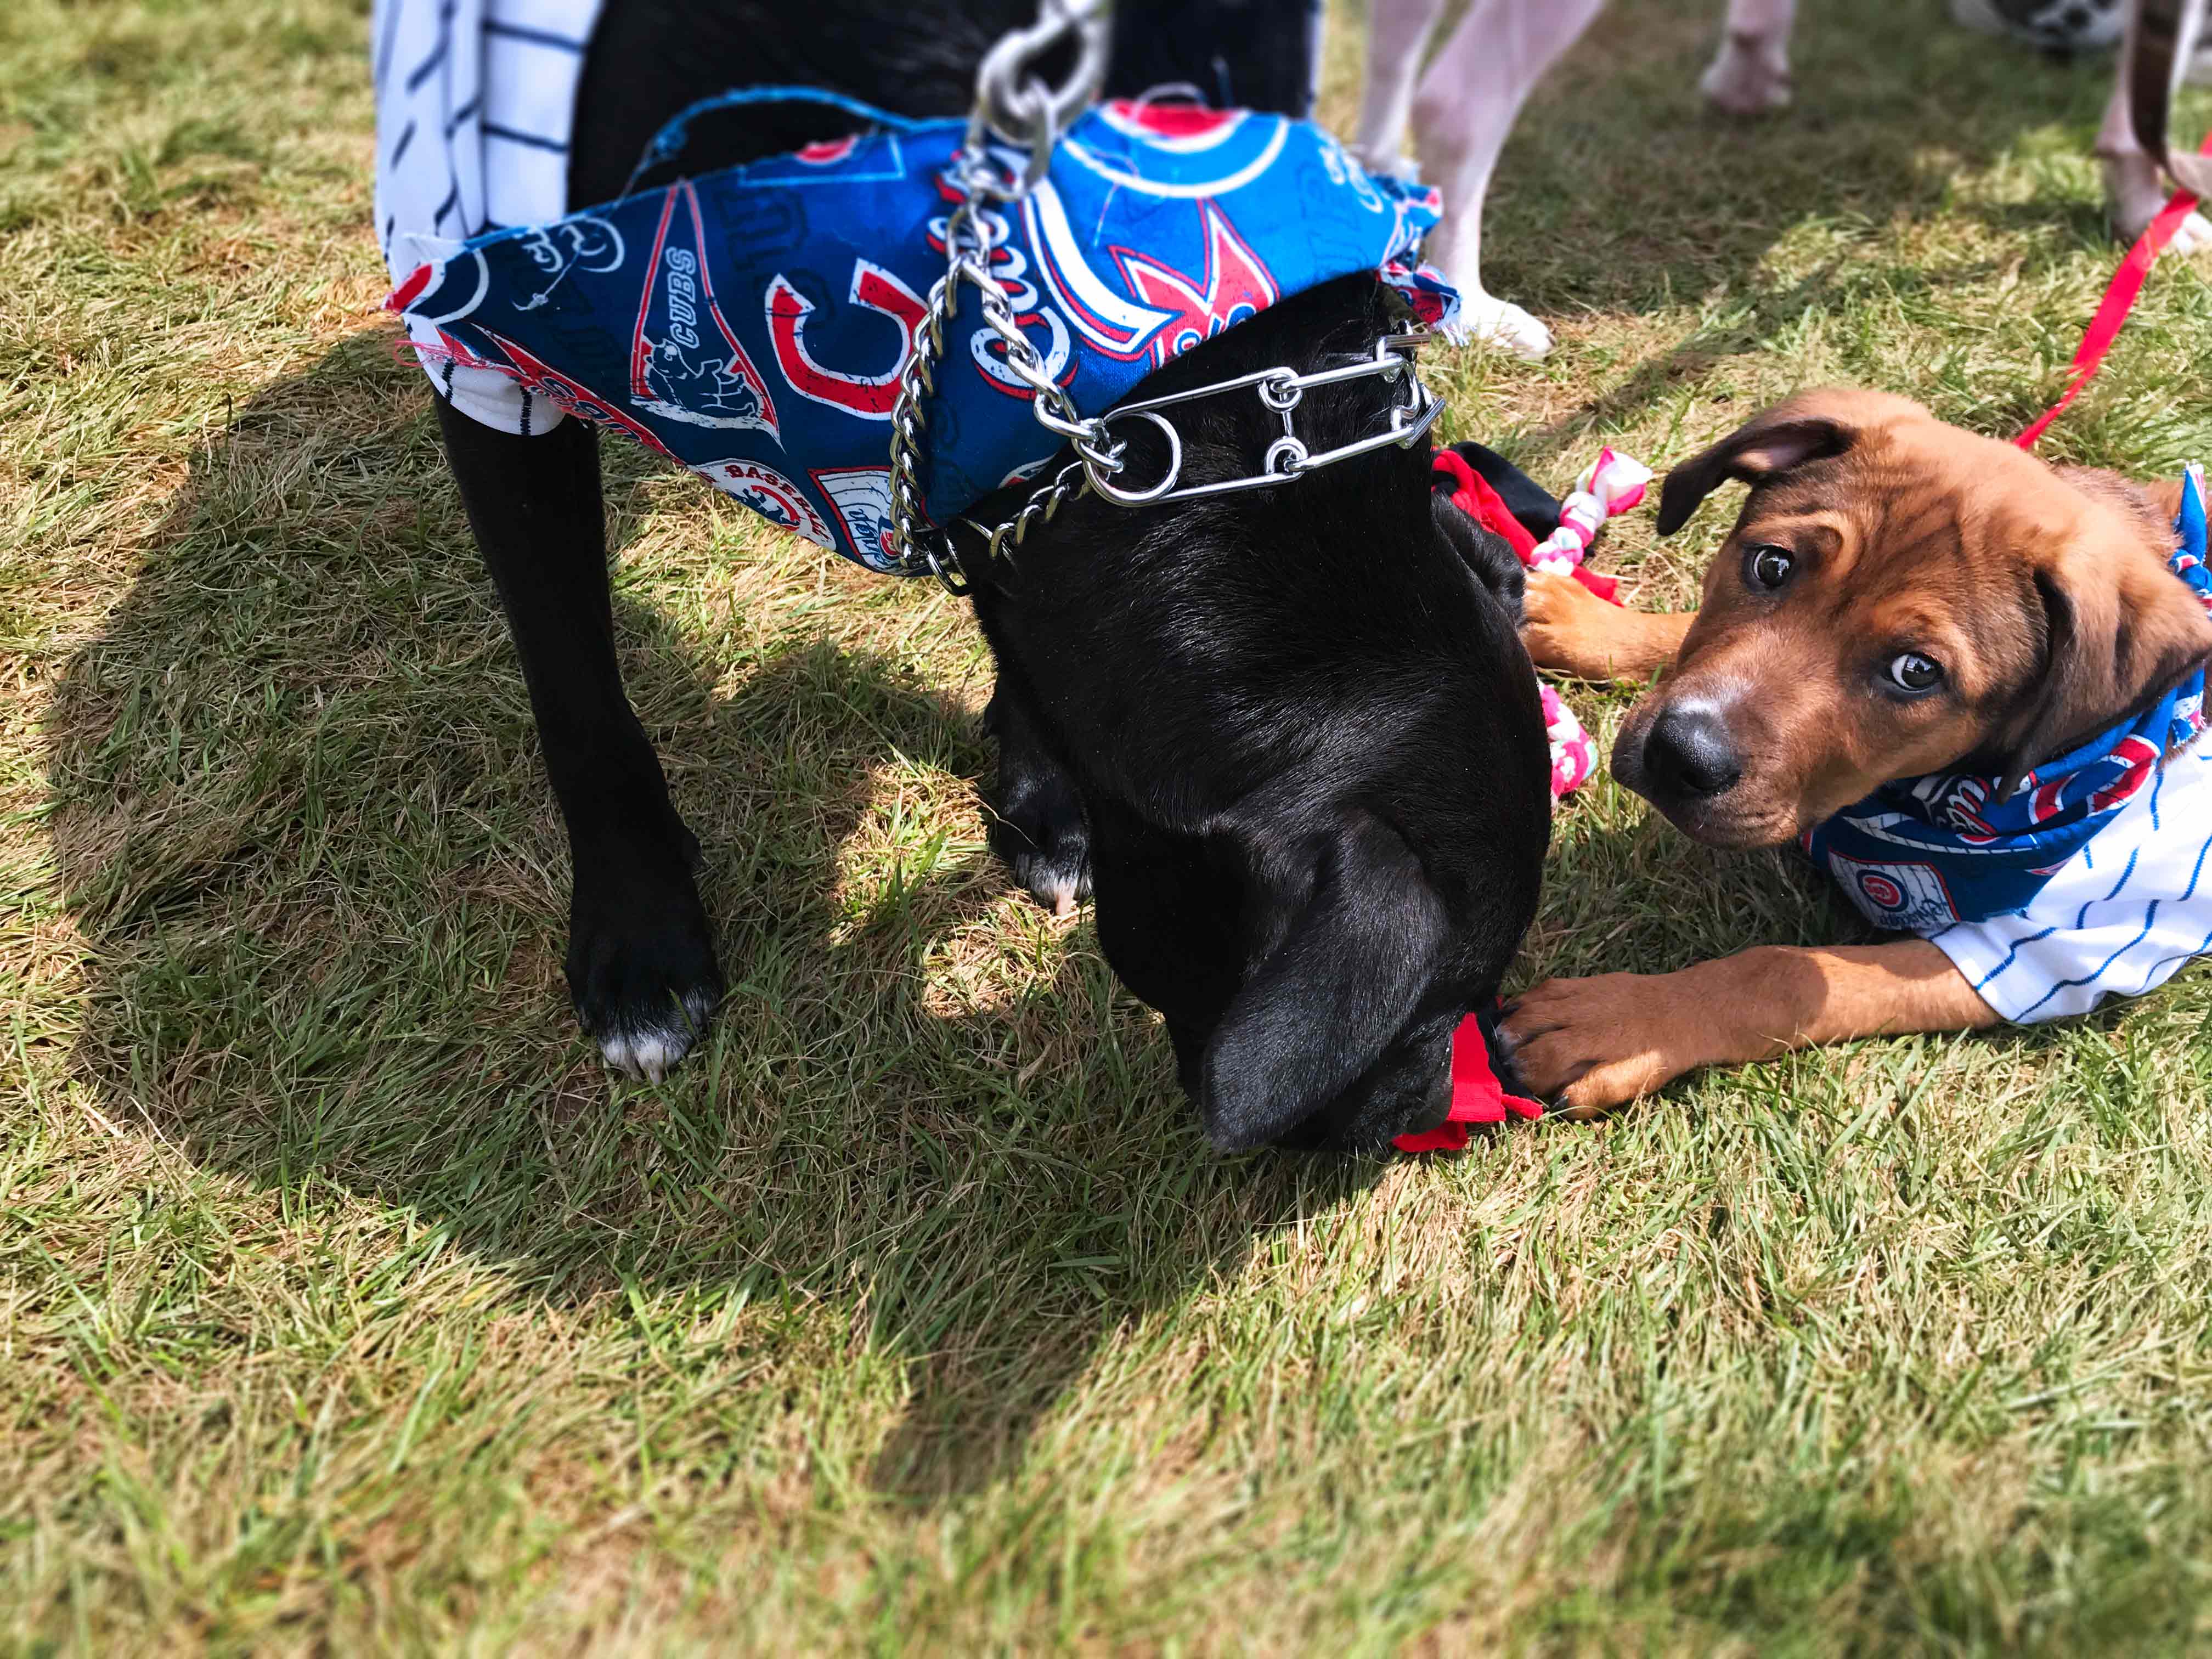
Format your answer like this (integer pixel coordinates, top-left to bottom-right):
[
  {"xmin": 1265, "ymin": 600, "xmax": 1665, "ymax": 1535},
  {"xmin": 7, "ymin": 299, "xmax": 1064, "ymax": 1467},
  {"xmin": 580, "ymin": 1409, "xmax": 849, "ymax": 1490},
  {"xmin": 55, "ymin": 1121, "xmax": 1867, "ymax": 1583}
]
[
  {"xmin": 1931, "ymin": 741, "xmax": 2212, "ymax": 1022},
  {"xmin": 373, "ymin": 0, "xmax": 603, "ymax": 433}
]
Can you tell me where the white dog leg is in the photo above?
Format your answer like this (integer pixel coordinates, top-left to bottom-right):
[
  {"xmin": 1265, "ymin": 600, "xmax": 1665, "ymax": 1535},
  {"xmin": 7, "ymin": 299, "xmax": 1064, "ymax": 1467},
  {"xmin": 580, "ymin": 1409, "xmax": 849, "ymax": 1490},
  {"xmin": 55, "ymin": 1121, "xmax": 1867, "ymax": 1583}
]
[
  {"xmin": 1352, "ymin": 0, "xmax": 1450, "ymax": 173},
  {"xmin": 1700, "ymin": 0, "xmax": 1797, "ymax": 114},
  {"xmin": 2099, "ymin": 0, "xmax": 2212, "ymax": 252},
  {"xmin": 1410, "ymin": 0, "xmax": 1607, "ymax": 359}
]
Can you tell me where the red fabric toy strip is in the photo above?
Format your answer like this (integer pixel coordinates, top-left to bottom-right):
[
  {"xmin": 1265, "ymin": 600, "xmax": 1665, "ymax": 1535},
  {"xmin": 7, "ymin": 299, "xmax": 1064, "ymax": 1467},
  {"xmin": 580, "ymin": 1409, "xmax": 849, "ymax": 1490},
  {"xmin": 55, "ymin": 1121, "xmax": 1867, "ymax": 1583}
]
[
  {"xmin": 1432, "ymin": 449, "xmax": 1537, "ymax": 557},
  {"xmin": 1392, "ymin": 1003, "xmax": 1544, "ymax": 1153},
  {"xmin": 1431, "ymin": 448, "xmax": 1619, "ymax": 602}
]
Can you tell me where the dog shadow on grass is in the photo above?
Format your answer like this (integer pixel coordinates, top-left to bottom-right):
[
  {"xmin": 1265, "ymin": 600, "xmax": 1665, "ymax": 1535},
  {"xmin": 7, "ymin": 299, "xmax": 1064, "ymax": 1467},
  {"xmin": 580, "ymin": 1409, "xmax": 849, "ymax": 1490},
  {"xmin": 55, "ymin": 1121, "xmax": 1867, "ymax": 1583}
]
[{"xmin": 41, "ymin": 331, "xmax": 1384, "ymax": 1499}]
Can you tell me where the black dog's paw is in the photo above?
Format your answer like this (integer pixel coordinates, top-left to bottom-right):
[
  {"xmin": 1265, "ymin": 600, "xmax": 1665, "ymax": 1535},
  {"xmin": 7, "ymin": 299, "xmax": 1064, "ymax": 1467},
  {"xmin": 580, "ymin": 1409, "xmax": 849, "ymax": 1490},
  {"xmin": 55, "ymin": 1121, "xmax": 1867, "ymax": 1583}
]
[
  {"xmin": 988, "ymin": 797, "xmax": 1092, "ymax": 917},
  {"xmin": 564, "ymin": 838, "xmax": 725, "ymax": 1080}
]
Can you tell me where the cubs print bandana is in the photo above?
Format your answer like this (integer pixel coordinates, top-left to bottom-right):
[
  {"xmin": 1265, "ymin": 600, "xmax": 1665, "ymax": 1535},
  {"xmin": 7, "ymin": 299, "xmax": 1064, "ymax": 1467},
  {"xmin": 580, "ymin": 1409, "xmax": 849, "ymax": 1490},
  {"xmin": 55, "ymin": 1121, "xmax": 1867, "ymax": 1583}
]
[
  {"xmin": 386, "ymin": 88, "xmax": 1457, "ymax": 573},
  {"xmin": 1805, "ymin": 464, "xmax": 2212, "ymax": 932}
]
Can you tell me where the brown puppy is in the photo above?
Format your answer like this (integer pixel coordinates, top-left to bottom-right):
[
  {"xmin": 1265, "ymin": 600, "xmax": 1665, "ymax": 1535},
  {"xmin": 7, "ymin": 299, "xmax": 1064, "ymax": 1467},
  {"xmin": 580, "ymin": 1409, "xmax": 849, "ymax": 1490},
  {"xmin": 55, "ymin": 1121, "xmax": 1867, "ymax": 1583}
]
[{"xmin": 1503, "ymin": 389, "xmax": 2212, "ymax": 1114}]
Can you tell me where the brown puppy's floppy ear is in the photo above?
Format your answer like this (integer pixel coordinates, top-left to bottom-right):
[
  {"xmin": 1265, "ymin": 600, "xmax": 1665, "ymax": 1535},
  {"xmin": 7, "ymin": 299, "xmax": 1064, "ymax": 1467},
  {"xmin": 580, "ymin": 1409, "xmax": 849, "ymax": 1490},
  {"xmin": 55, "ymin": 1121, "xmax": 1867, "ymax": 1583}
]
[
  {"xmin": 1654, "ymin": 409, "xmax": 1857, "ymax": 535},
  {"xmin": 1992, "ymin": 537, "xmax": 2212, "ymax": 801}
]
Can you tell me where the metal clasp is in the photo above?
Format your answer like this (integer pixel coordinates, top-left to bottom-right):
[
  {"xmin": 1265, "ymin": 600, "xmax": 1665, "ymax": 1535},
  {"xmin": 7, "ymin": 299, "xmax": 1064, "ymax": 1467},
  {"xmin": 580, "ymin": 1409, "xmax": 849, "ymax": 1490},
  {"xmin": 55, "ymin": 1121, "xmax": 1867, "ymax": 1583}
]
[{"xmin": 966, "ymin": 0, "xmax": 1110, "ymax": 199}]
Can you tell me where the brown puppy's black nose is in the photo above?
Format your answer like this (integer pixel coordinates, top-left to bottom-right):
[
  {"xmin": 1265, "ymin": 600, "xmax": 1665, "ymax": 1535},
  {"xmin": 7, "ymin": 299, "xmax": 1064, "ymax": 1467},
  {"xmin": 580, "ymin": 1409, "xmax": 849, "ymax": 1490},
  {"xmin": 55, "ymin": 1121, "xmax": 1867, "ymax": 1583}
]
[{"xmin": 1642, "ymin": 706, "xmax": 1742, "ymax": 799}]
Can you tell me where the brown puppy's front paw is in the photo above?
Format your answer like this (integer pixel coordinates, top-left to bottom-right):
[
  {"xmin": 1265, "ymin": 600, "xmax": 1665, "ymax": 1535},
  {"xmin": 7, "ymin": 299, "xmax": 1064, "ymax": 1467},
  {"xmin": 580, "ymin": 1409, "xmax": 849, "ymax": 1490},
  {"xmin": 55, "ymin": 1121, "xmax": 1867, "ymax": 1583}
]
[
  {"xmin": 1520, "ymin": 570, "xmax": 1682, "ymax": 684},
  {"xmin": 1519, "ymin": 569, "xmax": 1612, "ymax": 677},
  {"xmin": 1498, "ymin": 973, "xmax": 1705, "ymax": 1118}
]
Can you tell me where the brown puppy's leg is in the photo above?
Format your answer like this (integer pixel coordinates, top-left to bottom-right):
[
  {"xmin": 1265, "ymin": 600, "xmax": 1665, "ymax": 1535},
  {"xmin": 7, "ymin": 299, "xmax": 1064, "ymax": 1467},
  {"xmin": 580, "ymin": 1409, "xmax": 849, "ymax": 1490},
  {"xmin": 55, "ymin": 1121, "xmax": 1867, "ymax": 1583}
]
[
  {"xmin": 1519, "ymin": 568, "xmax": 1696, "ymax": 682},
  {"xmin": 1499, "ymin": 939, "xmax": 2000, "ymax": 1115}
]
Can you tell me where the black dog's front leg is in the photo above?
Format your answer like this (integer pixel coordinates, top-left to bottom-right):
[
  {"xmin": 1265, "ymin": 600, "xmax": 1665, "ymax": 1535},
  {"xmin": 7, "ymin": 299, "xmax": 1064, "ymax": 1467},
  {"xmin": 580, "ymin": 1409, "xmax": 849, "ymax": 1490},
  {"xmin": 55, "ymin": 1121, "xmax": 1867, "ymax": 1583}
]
[
  {"xmin": 981, "ymin": 670, "xmax": 1092, "ymax": 917},
  {"xmin": 434, "ymin": 398, "xmax": 724, "ymax": 1076}
]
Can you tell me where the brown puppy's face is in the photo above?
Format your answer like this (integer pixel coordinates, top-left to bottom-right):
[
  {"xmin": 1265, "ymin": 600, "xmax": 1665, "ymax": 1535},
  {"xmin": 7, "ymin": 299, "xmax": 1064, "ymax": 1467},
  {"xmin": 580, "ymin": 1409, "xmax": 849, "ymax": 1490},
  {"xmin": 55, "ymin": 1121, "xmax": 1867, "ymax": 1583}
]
[{"xmin": 1616, "ymin": 389, "xmax": 2212, "ymax": 848}]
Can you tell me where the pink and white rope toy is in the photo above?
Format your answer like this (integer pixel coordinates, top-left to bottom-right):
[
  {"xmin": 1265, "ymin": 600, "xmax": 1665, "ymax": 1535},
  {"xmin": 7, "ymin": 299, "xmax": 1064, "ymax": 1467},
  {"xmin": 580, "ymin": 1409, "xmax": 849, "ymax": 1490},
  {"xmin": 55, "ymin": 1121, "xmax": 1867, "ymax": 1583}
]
[
  {"xmin": 1531, "ymin": 449, "xmax": 1652, "ymax": 593},
  {"xmin": 1431, "ymin": 444, "xmax": 1653, "ymax": 799}
]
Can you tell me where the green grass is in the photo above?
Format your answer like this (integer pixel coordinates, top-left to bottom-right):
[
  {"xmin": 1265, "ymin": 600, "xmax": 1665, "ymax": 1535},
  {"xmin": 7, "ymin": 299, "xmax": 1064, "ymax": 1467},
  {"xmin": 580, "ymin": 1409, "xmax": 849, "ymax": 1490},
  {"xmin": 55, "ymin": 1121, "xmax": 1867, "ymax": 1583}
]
[{"xmin": 5, "ymin": 0, "xmax": 2212, "ymax": 1650}]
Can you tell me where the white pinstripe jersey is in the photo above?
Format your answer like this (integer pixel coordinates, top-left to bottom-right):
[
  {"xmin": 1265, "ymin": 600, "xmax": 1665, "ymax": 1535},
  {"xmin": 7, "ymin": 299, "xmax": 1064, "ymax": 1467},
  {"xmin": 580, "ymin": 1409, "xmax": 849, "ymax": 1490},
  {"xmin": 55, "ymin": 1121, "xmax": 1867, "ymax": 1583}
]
[
  {"xmin": 1929, "ymin": 737, "xmax": 2212, "ymax": 1022},
  {"xmin": 372, "ymin": 0, "xmax": 603, "ymax": 434}
]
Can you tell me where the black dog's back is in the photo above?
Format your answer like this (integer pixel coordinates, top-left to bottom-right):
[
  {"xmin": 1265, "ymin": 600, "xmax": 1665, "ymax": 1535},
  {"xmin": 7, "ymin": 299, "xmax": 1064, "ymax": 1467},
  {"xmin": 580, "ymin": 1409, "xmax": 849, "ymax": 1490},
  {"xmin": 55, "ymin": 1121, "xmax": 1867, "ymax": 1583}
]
[
  {"xmin": 571, "ymin": 0, "xmax": 1322, "ymax": 210},
  {"xmin": 568, "ymin": 3, "xmax": 1020, "ymax": 207}
]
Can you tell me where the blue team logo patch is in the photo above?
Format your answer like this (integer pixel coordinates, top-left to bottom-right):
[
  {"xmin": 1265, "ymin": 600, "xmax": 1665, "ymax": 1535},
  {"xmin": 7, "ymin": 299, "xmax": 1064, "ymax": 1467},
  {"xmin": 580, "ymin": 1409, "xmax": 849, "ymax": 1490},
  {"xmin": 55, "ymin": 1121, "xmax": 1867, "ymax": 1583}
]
[
  {"xmin": 698, "ymin": 459, "xmax": 832, "ymax": 547},
  {"xmin": 810, "ymin": 464, "xmax": 899, "ymax": 571},
  {"xmin": 1827, "ymin": 851, "xmax": 1963, "ymax": 932}
]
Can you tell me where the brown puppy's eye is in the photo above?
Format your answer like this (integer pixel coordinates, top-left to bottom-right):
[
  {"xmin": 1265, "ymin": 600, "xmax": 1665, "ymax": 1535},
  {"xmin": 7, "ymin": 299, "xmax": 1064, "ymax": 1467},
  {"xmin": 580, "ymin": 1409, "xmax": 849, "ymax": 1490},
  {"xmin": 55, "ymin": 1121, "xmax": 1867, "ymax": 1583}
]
[
  {"xmin": 1744, "ymin": 544, "xmax": 1793, "ymax": 590},
  {"xmin": 1887, "ymin": 652, "xmax": 1943, "ymax": 694}
]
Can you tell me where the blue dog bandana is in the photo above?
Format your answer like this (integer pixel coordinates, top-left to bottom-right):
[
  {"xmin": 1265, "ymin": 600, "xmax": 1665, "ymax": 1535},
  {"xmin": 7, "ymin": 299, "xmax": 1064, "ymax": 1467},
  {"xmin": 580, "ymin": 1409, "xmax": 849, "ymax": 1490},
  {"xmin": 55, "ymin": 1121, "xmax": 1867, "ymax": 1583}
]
[
  {"xmin": 1805, "ymin": 464, "xmax": 2212, "ymax": 931},
  {"xmin": 387, "ymin": 89, "xmax": 1457, "ymax": 573}
]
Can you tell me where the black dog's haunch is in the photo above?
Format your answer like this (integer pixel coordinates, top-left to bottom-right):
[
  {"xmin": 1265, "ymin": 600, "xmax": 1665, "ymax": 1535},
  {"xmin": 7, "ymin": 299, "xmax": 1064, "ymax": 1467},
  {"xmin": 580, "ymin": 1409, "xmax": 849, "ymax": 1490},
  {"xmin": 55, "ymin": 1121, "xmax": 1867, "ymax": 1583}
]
[{"xmin": 414, "ymin": 0, "xmax": 1551, "ymax": 1151}]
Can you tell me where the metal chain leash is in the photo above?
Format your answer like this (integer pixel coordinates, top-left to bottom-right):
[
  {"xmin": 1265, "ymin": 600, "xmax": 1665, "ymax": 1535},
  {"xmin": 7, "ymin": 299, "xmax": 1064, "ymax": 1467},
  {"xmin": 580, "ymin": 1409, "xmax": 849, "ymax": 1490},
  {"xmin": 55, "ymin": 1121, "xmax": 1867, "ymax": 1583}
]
[
  {"xmin": 885, "ymin": 0, "xmax": 1113, "ymax": 591},
  {"xmin": 884, "ymin": 0, "xmax": 1448, "ymax": 594}
]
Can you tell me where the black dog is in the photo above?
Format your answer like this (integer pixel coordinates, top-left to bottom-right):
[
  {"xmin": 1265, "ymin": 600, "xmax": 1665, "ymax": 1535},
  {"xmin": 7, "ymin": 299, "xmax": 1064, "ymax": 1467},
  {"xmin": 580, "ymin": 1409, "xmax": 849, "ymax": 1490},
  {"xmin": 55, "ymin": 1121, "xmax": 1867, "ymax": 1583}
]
[{"xmin": 421, "ymin": 0, "xmax": 1551, "ymax": 1152}]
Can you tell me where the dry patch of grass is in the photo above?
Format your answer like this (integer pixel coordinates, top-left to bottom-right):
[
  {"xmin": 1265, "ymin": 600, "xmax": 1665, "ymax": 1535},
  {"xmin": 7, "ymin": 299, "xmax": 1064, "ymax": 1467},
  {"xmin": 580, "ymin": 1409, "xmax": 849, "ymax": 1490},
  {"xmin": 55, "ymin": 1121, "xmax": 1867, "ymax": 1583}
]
[{"xmin": 5, "ymin": 0, "xmax": 2212, "ymax": 1651}]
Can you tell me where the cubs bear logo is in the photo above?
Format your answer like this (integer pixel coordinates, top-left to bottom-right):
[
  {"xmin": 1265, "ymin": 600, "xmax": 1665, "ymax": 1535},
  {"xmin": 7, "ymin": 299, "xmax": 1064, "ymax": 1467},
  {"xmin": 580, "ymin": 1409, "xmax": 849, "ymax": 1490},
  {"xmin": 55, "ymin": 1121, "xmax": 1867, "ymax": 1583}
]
[
  {"xmin": 629, "ymin": 182, "xmax": 780, "ymax": 439},
  {"xmin": 698, "ymin": 460, "xmax": 832, "ymax": 549},
  {"xmin": 765, "ymin": 261, "xmax": 929, "ymax": 421}
]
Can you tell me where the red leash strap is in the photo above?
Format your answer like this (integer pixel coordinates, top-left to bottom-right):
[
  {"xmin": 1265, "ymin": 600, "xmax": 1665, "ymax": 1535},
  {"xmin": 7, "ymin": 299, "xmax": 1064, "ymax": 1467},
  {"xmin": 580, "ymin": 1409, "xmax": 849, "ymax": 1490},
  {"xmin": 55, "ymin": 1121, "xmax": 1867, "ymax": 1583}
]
[{"xmin": 2015, "ymin": 135, "xmax": 2212, "ymax": 450}]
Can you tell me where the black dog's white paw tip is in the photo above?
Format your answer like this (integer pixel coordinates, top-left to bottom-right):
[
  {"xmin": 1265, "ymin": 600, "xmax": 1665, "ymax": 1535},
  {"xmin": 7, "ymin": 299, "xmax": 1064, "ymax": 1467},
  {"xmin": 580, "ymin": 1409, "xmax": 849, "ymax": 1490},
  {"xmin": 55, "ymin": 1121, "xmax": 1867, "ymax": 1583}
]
[
  {"xmin": 597, "ymin": 985, "xmax": 718, "ymax": 1082},
  {"xmin": 1031, "ymin": 862, "xmax": 1086, "ymax": 918},
  {"xmin": 990, "ymin": 831, "xmax": 1092, "ymax": 919}
]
